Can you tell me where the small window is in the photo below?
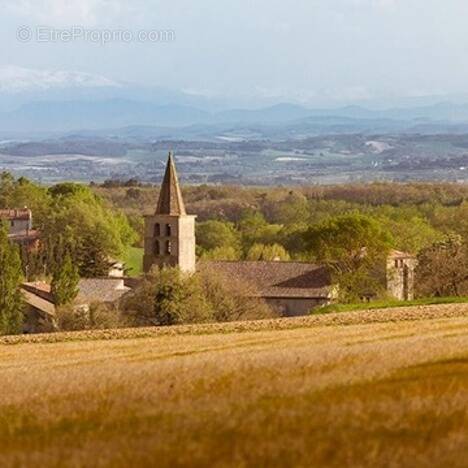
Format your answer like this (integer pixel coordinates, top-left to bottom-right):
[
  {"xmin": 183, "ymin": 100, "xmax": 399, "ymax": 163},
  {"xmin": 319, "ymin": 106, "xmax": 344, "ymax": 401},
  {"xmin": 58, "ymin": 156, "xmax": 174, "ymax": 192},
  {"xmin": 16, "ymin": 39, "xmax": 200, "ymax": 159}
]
[
  {"xmin": 166, "ymin": 240, "xmax": 172, "ymax": 255},
  {"xmin": 394, "ymin": 259, "xmax": 399, "ymax": 268},
  {"xmin": 166, "ymin": 224, "xmax": 172, "ymax": 236},
  {"xmin": 154, "ymin": 240, "xmax": 160, "ymax": 256},
  {"xmin": 154, "ymin": 223, "xmax": 161, "ymax": 237}
]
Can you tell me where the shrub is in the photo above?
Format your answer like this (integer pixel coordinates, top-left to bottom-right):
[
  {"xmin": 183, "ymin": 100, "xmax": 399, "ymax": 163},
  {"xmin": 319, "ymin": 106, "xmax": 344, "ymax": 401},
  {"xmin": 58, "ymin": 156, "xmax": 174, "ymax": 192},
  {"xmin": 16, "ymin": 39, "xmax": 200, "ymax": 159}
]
[
  {"xmin": 416, "ymin": 236, "xmax": 468, "ymax": 297},
  {"xmin": 199, "ymin": 265, "xmax": 277, "ymax": 322},
  {"xmin": 122, "ymin": 266, "xmax": 276, "ymax": 327},
  {"xmin": 56, "ymin": 303, "xmax": 123, "ymax": 331},
  {"xmin": 121, "ymin": 267, "xmax": 213, "ymax": 327}
]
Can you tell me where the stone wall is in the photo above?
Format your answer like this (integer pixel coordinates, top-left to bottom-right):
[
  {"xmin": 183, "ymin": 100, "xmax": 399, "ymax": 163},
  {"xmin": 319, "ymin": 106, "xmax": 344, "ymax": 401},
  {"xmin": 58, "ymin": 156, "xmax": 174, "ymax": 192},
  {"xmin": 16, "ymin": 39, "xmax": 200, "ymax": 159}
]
[{"xmin": 265, "ymin": 297, "xmax": 331, "ymax": 317}]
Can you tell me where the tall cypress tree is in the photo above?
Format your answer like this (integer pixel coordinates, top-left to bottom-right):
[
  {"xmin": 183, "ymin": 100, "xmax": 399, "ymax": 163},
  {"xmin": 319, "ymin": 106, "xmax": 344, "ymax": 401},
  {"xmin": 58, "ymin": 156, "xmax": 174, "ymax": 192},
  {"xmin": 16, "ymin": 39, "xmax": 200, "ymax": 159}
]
[
  {"xmin": 51, "ymin": 253, "xmax": 80, "ymax": 306},
  {"xmin": 0, "ymin": 223, "xmax": 24, "ymax": 335}
]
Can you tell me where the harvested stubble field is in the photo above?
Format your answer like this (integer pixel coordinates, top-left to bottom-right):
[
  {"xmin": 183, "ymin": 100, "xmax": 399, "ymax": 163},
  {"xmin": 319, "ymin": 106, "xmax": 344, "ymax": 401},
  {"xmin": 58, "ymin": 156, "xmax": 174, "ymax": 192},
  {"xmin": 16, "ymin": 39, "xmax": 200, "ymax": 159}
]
[{"xmin": 1, "ymin": 304, "xmax": 468, "ymax": 467}]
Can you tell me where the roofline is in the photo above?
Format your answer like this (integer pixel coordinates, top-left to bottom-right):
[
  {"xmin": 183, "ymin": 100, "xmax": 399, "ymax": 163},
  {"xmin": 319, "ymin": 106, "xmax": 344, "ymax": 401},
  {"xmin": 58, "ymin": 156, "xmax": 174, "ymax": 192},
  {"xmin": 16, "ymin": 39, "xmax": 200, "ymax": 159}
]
[
  {"xmin": 260, "ymin": 295, "xmax": 332, "ymax": 299},
  {"xmin": 199, "ymin": 260, "xmax": 324, "ymax": 266},
  {"xmin": 144, "ymin": 214, "xmax": 197, "ymax": 218},
  {"xmin": 247, "ymin": 292, "xmax": 332, "ymax": 299}
]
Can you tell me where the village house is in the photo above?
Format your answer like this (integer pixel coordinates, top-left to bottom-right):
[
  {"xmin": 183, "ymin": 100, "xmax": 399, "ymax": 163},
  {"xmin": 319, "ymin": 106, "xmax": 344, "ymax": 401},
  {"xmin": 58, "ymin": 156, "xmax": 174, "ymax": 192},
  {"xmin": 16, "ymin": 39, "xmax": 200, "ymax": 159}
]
[
  {"xmin": 21, "ymin": 278, "xmax": 130, "ymax": 333},
  {"xmin": 0, "ymin": 208, "xmax": 40, "ymax": 251},
  {"xmin": 143, "ymin": 153, "xmax": 417, "ymax": 316}
]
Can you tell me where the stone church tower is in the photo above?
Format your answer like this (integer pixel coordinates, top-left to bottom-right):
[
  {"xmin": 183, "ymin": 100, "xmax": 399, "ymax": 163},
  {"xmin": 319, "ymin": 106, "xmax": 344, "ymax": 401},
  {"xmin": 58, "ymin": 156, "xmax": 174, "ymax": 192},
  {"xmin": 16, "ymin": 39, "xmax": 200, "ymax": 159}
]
[{"xmin": 143, "ymin": 153, "xmax": 196, "ymax": 273}]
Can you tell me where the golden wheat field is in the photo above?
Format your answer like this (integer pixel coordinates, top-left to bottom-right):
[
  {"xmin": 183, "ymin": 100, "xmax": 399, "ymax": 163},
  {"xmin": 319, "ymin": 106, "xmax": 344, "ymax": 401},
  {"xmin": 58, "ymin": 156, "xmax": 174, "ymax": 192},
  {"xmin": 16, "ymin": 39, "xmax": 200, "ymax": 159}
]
[{"xmin": 1, "ymin": 304, "xmax": 468, "ymax": 468}]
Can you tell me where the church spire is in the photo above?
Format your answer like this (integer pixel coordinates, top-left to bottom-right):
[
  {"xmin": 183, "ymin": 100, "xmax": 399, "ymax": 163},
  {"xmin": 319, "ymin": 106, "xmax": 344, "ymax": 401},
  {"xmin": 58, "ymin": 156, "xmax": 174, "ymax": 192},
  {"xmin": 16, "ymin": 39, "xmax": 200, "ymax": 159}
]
[{"xmin": 155, "ymin": 152, "xmax": 186, "ymax": 215}]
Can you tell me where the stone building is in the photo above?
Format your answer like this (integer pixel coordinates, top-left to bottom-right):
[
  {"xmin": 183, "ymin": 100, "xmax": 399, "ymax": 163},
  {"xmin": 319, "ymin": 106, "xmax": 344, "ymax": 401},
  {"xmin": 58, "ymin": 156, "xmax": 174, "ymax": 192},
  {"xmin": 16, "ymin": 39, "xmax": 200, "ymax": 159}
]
[
  {"xmin": 144, "ymin": 154, "xmax": 417, "ymax": 315},
  {"xmin": 205, "ymin": 260, "xmax": 337, "ymax": 316},
  {"xmin": 143, "ymin": 153, "xmax": 196, "ymax": 274},
  {"xmin": 0, "ymin": 208, "xmax": 39, "ymax": 251},
  {"xmin": 21, "ymin": 278, "xmax": 131, "ymax": 333},
  {"xmin": 386, "ymin": 250, "xmax": 417, "ymax": 301}
]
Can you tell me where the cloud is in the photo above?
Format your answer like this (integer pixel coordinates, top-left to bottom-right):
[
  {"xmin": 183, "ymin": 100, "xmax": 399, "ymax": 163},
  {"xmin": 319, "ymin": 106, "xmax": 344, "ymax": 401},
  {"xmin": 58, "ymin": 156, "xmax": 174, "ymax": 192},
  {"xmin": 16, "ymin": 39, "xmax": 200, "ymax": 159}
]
[
  {"xmin": 0, "ymin": 0, "xmax": 136, "ymax": 26},
  {"xmin": 343, "ymin": 0, "xmax": 399, "ymax": 11}
]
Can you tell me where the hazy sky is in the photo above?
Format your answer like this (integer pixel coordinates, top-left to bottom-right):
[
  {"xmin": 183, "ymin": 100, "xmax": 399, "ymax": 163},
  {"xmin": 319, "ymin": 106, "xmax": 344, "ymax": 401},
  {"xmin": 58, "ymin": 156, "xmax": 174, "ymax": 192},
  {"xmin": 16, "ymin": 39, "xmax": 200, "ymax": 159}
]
[{"xmin": 1, "ymin": 0, "xmax": 468, "ymax": 104}]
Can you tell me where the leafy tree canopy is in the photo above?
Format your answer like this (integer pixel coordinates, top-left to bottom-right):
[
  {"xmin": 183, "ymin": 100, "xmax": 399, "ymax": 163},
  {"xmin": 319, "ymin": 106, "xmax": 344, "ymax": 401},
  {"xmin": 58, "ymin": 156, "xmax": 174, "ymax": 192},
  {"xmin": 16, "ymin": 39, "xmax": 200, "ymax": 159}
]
[{"xmin": 304, "ymin": 213, "xmax": 393, "ymax": 266}]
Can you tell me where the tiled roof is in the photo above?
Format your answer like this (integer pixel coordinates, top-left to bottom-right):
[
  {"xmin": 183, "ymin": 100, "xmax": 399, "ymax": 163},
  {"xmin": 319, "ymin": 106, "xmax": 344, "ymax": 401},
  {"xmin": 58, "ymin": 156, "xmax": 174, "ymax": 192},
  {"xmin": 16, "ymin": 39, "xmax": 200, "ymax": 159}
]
[
  {"xmin": 8, "ymin": 230, "xmax": 39, "ymax": 242},
  {"xmin": 22, "ymin": 290, "xmax": 56, "ymax": 317},
  {"xmin": 22, "ymin": 282, "xmax": 53, "ymax": 302},
  {"xmin": 0, "ymin": 209, "xmax": 31, "ymax": 221},
  {"xmin": 23, "ymin": 279, "xmax": 130, "ymax": 306},
  {"xmin": 155, "ymin": 152, "xmax": 187, "ymax": 215},
  {"xmin": 76, "ymin": 279, "xmax": 130, "ymax": 304},
  {"xmin": 388, "ymin": 249, "xmax": 416, "ymax": 259},
  {"xmin": 202, "ymin": 261, "xmax": 334, "ymax": 299}
]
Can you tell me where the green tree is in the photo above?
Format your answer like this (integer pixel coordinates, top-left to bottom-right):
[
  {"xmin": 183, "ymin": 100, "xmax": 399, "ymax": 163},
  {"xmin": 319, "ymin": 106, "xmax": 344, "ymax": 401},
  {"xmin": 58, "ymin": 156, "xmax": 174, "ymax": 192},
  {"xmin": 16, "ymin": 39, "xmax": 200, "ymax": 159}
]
[
  {"xmin": 0, "ymin": 223, "xmax": 24, "ymax": 335},
  {"xmin": 374, "ymin": 206, "xmax": 442, "ymax": 253},
  {"xmin": 265, "ymin": 191, "xmax": 311, "ymax": 225},
  {"xmin": 416, "ymin": 236, "xmax": 468, "ymax": 297},
  {"xmin": 304, "ymin": 213, "xmax": 393, "ymax": 266},
  {"xmin": 75, "ymin": 230, "xmax": 114, "ymax": 277},
  {"xmin": 196, "ymin": 220, "xmax": 241, "ymax": 254},
  {"xmin": 43, "ymin": 182, "xmax": 137, "ymax": 277},
  {"xmin": 237, "ymin": 210, "xmax": 282, "ymax": 252},
  {"xmin": 304, "ymin": 213, "xmax": 393, "ymax": 302},
  {"xmin": 200, "ymin": 246, "xmax": 241, "ymax": 261},
  {"xmin": 51, "ymin": 253, "xmax": 80, "ymax": 306},
  {"xmin": 122, "ymin": 267, "xmax": 213, "ymax": 326},
  {"xmin": 1, "ymin": 174, "xmax": 138, "ymax": 279},
  {"xmin": 246, "ymin": 243, "xmax": 291, "ymax": 261}
]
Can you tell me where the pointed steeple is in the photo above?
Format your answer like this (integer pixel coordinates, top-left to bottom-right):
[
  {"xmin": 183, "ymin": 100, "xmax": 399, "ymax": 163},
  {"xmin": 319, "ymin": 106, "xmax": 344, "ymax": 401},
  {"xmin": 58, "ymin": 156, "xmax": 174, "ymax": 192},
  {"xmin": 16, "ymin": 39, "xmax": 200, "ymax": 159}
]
[{"xmin": 155, "ymin": 152, "xmax": 186, "ymax": 215}]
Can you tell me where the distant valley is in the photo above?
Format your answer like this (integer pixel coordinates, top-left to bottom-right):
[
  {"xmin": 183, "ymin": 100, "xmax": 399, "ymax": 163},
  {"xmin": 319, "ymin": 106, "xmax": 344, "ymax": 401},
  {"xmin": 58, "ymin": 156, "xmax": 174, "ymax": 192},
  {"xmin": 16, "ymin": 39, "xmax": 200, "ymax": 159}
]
[
  {"xmin": 1, "ymin": 81, "xmax": 468, "ymax": 184},
  {"xmin": 1, "ymin": 132, "xmax": 467, "ymax": 185}
]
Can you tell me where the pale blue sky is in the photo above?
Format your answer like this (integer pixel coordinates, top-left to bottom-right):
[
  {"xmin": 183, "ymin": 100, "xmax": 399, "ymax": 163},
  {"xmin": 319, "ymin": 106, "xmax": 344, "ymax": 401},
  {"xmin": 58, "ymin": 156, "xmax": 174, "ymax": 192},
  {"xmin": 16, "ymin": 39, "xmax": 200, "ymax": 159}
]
[{"xmin": 1, "ymin": 0, "xmax": 468, "ymax": 105}]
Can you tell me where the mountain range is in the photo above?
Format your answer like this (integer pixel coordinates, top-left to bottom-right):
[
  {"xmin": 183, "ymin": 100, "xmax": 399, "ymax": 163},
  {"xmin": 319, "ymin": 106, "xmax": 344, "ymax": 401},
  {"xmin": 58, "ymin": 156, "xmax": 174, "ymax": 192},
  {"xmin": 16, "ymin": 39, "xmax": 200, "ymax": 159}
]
[
  {"xmin": 2, "ymin": 99, "xmax": 468, "ymax": 139},
  {"xmin": 1, "ymin": 66, "xmax": 468, "ymax": 137}
]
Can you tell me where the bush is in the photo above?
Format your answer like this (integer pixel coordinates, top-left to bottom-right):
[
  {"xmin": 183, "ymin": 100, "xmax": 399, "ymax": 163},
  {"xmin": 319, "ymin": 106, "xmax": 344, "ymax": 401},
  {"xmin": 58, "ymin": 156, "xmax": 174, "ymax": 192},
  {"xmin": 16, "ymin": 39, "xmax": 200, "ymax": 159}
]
[
  {"xmin": 121, "ymin": 267, "xmax": 213, "ymax": 327},
  {"xmin": 56, "ymin": 303, "xmax": 123, "ymax": 331},
  {"xmin": 416, "ymin": 236, "xmax": 468, "ymax": 297},
  {"xmin": 199, "ymin": 265, "xmax": 277, "ymax": 322},
  {"xmin": 121, "ymin": 266, "xmax": 276, "ymax": 327}
]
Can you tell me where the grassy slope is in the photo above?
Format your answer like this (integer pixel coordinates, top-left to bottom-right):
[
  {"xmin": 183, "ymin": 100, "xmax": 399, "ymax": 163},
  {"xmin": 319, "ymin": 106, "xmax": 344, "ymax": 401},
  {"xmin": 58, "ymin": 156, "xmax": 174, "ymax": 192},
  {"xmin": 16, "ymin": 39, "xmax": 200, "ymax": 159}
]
[
  {"xmin": 318, "ymin": 296, "xmax": 468, "ymax": 314},
  {"xmin": 1, "ymin": 304, "xmax": 468, "ymax": 467},
  {"xmin": 122, "ymin": 246, "xmax": 143, "ymax": 277}
]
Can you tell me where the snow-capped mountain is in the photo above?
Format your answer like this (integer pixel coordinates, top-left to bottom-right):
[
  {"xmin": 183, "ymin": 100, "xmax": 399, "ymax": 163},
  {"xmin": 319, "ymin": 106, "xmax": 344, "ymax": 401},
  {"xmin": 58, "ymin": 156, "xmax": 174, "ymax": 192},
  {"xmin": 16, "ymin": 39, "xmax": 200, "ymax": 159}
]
[{"xmin": 0, "ymin": 65, "xmax": 120, "ymax": 93}]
